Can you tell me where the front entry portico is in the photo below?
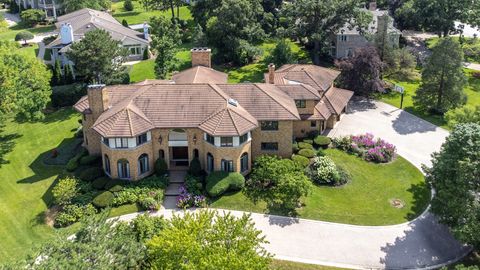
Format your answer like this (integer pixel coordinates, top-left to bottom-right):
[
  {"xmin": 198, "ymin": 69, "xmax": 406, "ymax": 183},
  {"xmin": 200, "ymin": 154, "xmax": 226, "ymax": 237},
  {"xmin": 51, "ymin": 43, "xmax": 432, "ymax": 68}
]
[{"xmin": 171, "ymin": 146, "xmax": 189, "ymax": 166}]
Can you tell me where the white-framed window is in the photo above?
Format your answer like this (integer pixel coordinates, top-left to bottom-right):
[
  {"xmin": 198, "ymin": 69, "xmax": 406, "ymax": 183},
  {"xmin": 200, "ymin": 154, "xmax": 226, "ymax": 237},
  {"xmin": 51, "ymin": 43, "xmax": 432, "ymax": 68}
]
[
  {"xmin": 125, "ymin": 45, "xmax": 142, "ymax": 55},
  {"xmin": 117, "ymin": 159, "xmax": 130, "ymax": 179},
  {"xmin": 220, "ymin": 137, "xmax": 233, "ymax": 147},
  {"xmin": 115, "ymin": 138, "xmax": 129, "ymax": 148},
  {"xmin": 239, "ymin": 133, "xmax": 248, "ymax": 144},
  {"xmin": 340, "ymin": 35, "xmax": 348, "ymax": 42}
]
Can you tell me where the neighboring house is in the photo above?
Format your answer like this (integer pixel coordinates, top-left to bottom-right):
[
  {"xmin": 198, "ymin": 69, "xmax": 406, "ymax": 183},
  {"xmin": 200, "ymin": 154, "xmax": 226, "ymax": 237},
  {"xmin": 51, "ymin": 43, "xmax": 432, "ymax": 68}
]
[
  {"xmin": 46, "ymin": 8, "xmax": 150, "ymax": 66},
  {"xmin": 331, "ymin": 2, "xmax": 401, "ymax": 58},
  {"xmin": 74, "ymin": 48, "xmax": 353, "ymax": 180},
  {"xmin": 15, "ymin": 0, "xmax": 61, "ymax": 19}
]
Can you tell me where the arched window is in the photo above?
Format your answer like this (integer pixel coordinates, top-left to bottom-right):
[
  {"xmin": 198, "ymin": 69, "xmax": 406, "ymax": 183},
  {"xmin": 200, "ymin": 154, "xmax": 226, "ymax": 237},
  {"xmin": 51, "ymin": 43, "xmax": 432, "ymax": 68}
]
[
  {"xmin": 159, "ymin": 149, "xmax": 165, "ymax": 159},
  {"xmin": 138, "ymin": 154, "xmax": 149, "ymax": 175},
  {"xmin": 193, "ymin": 149, "xmax": 199, "ymax": 158},
  {"xmin": 221, "ymin": 159, "xmax": 234, "ymax": 172},
  {"xmin": 104, "ymin": 154, "xmax": 111, "ymax": 175},
  {"xmin": 240, "ymin": 152, "xmax": 248, "ymax": 172},
  {"xmin": 207, "ymin": 153, "xmax": 214, "ymax": 172},
  {"xmin": 117, "ymin": 159, "xmax": 130, "ymax": 179}
]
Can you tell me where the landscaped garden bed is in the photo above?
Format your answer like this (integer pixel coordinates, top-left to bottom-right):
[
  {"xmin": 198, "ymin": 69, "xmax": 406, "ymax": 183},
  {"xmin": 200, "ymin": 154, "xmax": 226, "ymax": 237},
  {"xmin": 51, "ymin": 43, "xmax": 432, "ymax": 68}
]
[{"xmin": 210, "ymin": 134, "xmax": 430, "ymax": 225}]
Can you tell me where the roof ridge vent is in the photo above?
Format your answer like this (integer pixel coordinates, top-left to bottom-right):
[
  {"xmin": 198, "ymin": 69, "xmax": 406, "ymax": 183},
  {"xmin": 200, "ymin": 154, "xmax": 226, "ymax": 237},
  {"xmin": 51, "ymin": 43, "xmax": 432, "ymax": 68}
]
[{"xmin": 227, "ymin": 98, "xmax": 238, "ymax": 107}]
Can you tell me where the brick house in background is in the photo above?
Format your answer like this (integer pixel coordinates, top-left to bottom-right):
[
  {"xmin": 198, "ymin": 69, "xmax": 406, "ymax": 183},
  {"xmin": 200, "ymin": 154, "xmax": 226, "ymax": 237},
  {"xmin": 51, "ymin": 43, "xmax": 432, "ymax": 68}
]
[
  {"xmin": 74, "ymin": 48, "xmax": 353, "ymax": 180},
  {"xmin": 331, "ymin": 2, "xmax": 401, "ymax": 58}
]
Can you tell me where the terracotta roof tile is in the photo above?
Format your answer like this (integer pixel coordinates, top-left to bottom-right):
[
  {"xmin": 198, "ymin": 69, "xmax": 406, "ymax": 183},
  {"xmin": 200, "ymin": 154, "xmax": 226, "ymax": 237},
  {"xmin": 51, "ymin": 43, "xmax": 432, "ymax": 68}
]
[
  {"xmin": 172, "ymin": 66, "xmax": 228, "ymax": 84},
  {"xmin": 199, "ymin": 102, "xmax": 258, "ymax": 136},
  {"xmin": 276, "ymin": 84, "xmax": 322, "ymax": 100},
  {"xmin": 266, "ymin": 64, "xmax": 340, "ymax": 91},
  {"xmin": 324, "ymin": 87, "xmax": 354, "ymax": 115}
]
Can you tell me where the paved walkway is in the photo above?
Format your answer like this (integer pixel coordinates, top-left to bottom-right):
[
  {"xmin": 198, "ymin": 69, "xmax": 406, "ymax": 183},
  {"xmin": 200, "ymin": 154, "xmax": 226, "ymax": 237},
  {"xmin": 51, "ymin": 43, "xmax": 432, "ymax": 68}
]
[
  {"xmin": 464, "ymin": 62, "xmax": 480, "ymax": 71},
  {"xmin": 0, "ymin": 10, "xmax": 20, "ymax": 26},
  {"xmin": 112, "ymin": 99, "xmax": 469, "ymax": 269}
]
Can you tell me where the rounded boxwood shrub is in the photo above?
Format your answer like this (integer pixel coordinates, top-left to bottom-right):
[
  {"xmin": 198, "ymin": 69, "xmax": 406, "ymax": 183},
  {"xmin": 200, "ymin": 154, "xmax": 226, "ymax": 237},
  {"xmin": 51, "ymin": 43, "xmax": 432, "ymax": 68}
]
[
  {"xmin": 109, "ymin": 184, "xmax": 124, "ymax": 192},
  {"xmin": 79, "ymin": 155, "xmax": 101, "ymax": 166},
  {"xmin": 66, "ymin": 157, "xmax": 80, "ymax": 172},
  {"xmin": 291, "ymin": 154, "xmax": 310, "ymax": 168},
  {"xmin": 92, "ymin": 191, "xmax": 114, "ymax": 208},
  {"xmin": 79, "ymin": 167, "xmax": 104, "ymax": 182},
  {"xmin": 298, "ymin": 148, "xmax": 315, "ymax": 158},
  {"xmin": 303, "ymin": 139, "xmax": 313, "ymax": 144},
  {"xmin": 314, "ymin": 135, "xmax": 331, "ymax": 148},
  {"xmin": 154, "ymin": 158, "xmax": 168, "ymax": 176},
  {"xmin": 104, "ymin": 178, "xmax": 124, "ymax": 190},
  {"xmin": 92, "ymin": 177, "xmax": 109, "ymax": 190},
  {"xmin": 206, "ymin": 172, "xmax": 245, "ymax": 197},
  {"xmin": 298, "ymin": 142, "xmax": 313, "ymax": 150}
]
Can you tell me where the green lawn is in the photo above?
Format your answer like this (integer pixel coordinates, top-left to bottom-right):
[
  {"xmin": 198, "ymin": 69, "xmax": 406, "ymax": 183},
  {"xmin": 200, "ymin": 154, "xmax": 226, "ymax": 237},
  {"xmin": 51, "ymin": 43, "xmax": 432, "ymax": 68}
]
[
  {"xmin": 0, "ymin": 24, "xmax": 54, "ymax": 42},
  {"xmin": 426, "ymin": 36, "xmax": 480, "ymax": 64},
  {"xmin": 0, "ymin": 109, "xmax": 80, "ymax": 263},
  {"xmin": 211, "ymin": 149, "xmax": 430, "ymax": 226},
  {"xmin": 380, "ymin": 68, "xmax": 480, "ymax": 129},
  {"xmin": 271, "ymin": 260, "xmax": 346, "ymax": 270},
  {"xmin": 129, "ymin": 40, "xmax": 310, "ymax": 83},
  {"xmin": 111, "ymin": 1, "xmax": 192, "ymax": 25}
]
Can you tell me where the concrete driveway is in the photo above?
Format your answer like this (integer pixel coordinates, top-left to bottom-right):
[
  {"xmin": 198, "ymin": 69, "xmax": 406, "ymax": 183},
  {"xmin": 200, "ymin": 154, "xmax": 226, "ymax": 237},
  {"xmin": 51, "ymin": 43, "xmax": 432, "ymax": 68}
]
[{"xmin": 328, "ymin": 98, "xmax": 450, "ymax": 170}]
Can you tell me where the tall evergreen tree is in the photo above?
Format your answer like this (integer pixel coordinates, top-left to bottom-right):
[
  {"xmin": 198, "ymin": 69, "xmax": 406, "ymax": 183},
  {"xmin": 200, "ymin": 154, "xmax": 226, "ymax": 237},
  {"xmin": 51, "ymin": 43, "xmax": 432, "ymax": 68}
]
[
  {"xmin": 63, "ymin": 63, "xmax": 74, "ymax": 84},
  {"xmin": 150, "ymin": 16, "xmax": 180, "ymax": 79},
  {"xmin": 52, "ymin": 59, "xmax": 62, "ymax": 86},
  {"xmin": 413, "ymin": 38, "xmax": 467, "ymax": 114}
]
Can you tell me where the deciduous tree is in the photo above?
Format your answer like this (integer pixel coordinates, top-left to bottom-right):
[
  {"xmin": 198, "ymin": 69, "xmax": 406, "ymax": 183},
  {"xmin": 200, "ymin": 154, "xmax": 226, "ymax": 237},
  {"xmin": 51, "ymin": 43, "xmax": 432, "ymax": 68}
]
[
  {"xmin": 150, "ymin": 15, "xmax": 180, "ymax": 79},
  {"xmin": 413, "ymin": 38, "xmax": 466, "ymax": 114},
  {"xmin": 268, "ymin": 39, "xmax": 295, "ymax": 67},
  {"xmin": 20, "ymin": 9, "xmax": 45, "ymax": 26},
  {"xmin": 14, "ymin": 30, "xmax": 33, "ymax": 45},
  {"xmin": 335, "ymin": 46, "xmax": 385, "ymax": 97},
  {"xmin": 0, "ymin": 41, "xmax": 51, "ymax": 121},
  {"xmin": 282, "ymin": 0, "xmax": 371, "ymax": 64},
  {"xmin": 445, "ymin": 105, "xmax": 480, "ymax": 128},
  {"xmin": 424, "ymin": 123, "xmax": 480, "ymax": 249},
  {"xmin": 67, "ymin": 29, "xmax": 128, "ymax": 84},
  {"xmin": 62, "ymin": 0, "xmax": 111, "ymax": 12},
  {"xmin": 147, "ymin": 210, "xmax": 272, "ymax": 269}
]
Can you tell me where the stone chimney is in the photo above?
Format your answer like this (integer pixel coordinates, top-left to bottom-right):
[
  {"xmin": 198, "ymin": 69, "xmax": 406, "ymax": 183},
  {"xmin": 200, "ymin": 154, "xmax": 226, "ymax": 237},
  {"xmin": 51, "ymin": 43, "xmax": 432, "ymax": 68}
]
[
  {"xmin": 369, "ymin": 1, "xmax": 377, "ymax": 11},
  {"xmin": 268, "ymin": 63, "xmax": 275, "ymax": 84},
  {"xmin": 191, "ymin": 47, "xmax": 211, "ymax": 68},
  {"xmin": 87, "ymin": 84, "xmax": 109, "ymax": 121}
]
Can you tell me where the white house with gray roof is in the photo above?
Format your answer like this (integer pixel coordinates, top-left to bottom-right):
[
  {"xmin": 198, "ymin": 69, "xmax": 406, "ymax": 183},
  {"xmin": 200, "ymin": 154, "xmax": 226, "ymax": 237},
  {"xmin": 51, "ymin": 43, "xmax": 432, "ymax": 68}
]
[
  {"xmin": 46, "ymin": 8, "xmax": 150, "ymax": 65},
  {"xmin": 331, "ymin": 2, "xmax": 401, "ymax": 58}
]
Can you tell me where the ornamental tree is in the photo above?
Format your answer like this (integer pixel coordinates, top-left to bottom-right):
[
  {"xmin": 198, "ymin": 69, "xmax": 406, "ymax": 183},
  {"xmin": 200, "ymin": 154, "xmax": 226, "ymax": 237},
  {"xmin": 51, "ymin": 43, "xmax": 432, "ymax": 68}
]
[
  {"xmin": 14, "ymin": 31, "xmax": 34, "ymax": 45},
  {"xmin": 425, "ymin": 123, "xmax": 480, "ymax": 249},
  {"xmin": 147, "ymin": 210, "xmax": 272, "ymax": 269},
  {"xmin": 245, "ymin": 155, "xmax": 312, "ymax": 213},
  {"xmin": 413, "ymin": 38, "xmax": 466, "ymax": 114},
  {"xmin": 52, "ymin": 177, "xmax": 79, "ymax": 206}
]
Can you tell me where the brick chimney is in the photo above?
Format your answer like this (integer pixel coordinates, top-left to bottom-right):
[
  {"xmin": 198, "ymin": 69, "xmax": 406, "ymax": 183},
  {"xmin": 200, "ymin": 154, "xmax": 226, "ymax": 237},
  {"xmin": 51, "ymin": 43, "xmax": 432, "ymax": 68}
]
[
  {"xmin": 87, "ymin": 84, "xmax": 109, "ymax": 121},
  {"xmin": 268, "ymin": 63, "xmax": 275, "ymax": 84},
  {"xmin": 191, "ymin": 47, "xmax": 211, "ymax": 68},
  {"xmin": 369, "ymin": 1, "xmax": 377, "ymax": 11}
]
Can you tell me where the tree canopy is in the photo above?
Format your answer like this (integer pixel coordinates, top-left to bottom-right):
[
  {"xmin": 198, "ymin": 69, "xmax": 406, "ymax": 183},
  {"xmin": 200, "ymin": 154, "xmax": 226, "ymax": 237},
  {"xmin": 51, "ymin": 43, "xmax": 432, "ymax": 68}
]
[
  {"xmin": 62, "ymin": 0, "xmax": 111, "ymax": 13},
  {"xmin": 413, "ymin": 38, "xmax": 466, "ymax": 114},
  {"xmin": 150, "ymin": 15, "xmax": 181, "ymax": 79},
  {"xmin": 0, "ymin": 41, "xmax": 51, "ymax": 121},
  {"xmin": 445, "ymin": 105, "xmax": 480, "ymax": 128},
  {"xmin": 282, "ymin": 0, "xmax": 371, "ymax": 64},
  {"xmin": 425, "ymin": 123, "xmax": 480, "ymax": 249},
  {"xmin": 147, "ymin": 210, "xmax": 272, "ymax": 269},
  {"xmin": 67, "ymin": 29, "xmax": 128, "ymax": 84},
  {"xmin": 14, "ymin": 31, "xmax": 34, "ymax": 45}
]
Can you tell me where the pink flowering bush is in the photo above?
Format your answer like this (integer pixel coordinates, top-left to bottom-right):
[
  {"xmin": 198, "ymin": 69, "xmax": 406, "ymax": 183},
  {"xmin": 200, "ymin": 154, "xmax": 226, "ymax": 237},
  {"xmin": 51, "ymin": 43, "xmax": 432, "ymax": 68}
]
[
  {"xmin": 333, "ymin": 133, "xmax": 396, "ymax": 163},
  {"xmin": 176, "ymin": 185, "xmax": 207, "ymax": 209}
]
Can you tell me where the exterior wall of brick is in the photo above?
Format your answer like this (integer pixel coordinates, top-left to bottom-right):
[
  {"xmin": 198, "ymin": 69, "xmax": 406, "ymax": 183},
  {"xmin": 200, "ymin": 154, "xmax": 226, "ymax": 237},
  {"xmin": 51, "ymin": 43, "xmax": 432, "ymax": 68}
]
[
  {"xmin": 203, "ymin": 141, "xmax": 252, "ymax": 175},
  {"xmin": 83, "ymin": 113, "xmax": 102, "ymax": 155},
  {"xmin": 293, "ymin": 120, "xmax": 321, "ymax": 138},
  {"xmin": 101, "ymin": 140, "xmax": 154, "ymax": 181},
  {"xmin": 327, "ymin": 115, "xmax": 337, "ymax": 128},
  {"xmin": 296, "ymin": 100, "xmax": 317, "ymax": 115},
  {"xmin": 191, "ymin": 48, "xmax": 211, "ymax": 68},
  {"xmin": 251, "ymin": 120, "xmax": 293, "ymax": 159}
]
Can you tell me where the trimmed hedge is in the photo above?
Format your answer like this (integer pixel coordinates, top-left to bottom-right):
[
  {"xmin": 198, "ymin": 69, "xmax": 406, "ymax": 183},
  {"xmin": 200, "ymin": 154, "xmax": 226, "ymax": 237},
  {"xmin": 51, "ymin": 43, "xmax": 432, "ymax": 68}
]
[
  {"xmin": 104, "ymin": 178, "xmax": 124, "ymax": 190},
  {"xmin": 303, "ymin": 139, "xmax": 313, "ymax": 144},
  {"xmin": 298, "ymin": 142, "xmax": 313, "ymax": 150},
  {"xmin": 314, "ymin": 135, "xmax": 331, "ymax": 148},
  {"xmin": 155, "ymin": 158, "xmax": 168, "ymax": 176},
  {"xmin": 188, "ymin": 157, "xmax": 203, "ymax": 177},
  {"xmin": 79, "ymin": 167, "xmax": 104, "ymax": 182},
  {"xmin": 109, "ymin": 184, "xmax": 124, "ymax": 192},
  {"xmin": 92, "ymin": 191, "xmax": 114, "ymax": 208},
  {"xmin": 92, "ymin": 177, "xmax": 109, "ymax": 190},
  {"xmin": 291, "ymin": 154, "xmax": 310, "ymax": 168},
  {"xmin": 298, "ymin": 148, "xmax": 315, "ymax": 158},
  {"xmin": 206, "ymin": 172, "xmax": 245, "ymax": 197},
  {"xmin": 79, "ymin": 155, "xmax": 101, "ymax": 166}
]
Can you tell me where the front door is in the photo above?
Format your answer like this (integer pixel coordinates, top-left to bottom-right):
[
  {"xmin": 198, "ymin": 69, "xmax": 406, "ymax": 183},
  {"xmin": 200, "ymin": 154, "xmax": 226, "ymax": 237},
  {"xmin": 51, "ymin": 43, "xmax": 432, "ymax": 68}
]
[{"xmin": 172, "ymin": 147, "xmax": 188, "ymax": 161}]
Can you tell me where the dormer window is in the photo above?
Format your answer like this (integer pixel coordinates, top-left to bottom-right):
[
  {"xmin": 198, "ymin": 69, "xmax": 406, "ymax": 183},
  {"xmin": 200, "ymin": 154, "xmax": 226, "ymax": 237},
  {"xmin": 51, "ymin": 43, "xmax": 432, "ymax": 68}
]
[{"xmin": 295, "ymin": 100, "xmax": 306, "ymax": 108}]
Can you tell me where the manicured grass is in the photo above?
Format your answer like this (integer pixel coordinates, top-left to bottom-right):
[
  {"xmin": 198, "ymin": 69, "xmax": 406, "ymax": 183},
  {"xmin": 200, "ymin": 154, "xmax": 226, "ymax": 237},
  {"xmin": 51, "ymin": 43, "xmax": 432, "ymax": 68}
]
[
  {"xmin": 426, "ymin": 36, "xmax": 480, "ymax": 64},
  {"xmin": 129, "ymin": 43, "xmax": 192, "ymax": 82},
  {"xmin": 0, "ymin": 24, "xmax": 54, "ymax": 42},
  {"xmin": 111, "ymin": 1, "xmax": 192, "ymax": 25},
  {"xmin": 211, "ymin": 149, "xmax": 430, "ymax": 225},
  {"xmin": 0, "ymin": 109, "xmax": 80, "ymax": 263},
  {"xmin": 271, "ymin": 260, "xmax": 346, "ymax": 270},
  {"xmin": 380, "ymin": 68, "xmax": 480, "ymax": 129}
]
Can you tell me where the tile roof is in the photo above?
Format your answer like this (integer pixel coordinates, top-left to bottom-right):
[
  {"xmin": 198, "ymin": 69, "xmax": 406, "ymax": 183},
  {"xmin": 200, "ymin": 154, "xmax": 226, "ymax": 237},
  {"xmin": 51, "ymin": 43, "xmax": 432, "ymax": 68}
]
[
  {"xmin": 324, "ymin": 87, "xmax": 354, "ymax": 115},
  {"xmin": 172, "ymin": 66, "xmax": 228, "ymax": 84},
  {"xmin": 269, "ymin": 64, "xmax": 341, "ymax": 92},
  {"xmin": 199, "ymin": 102, "xmax": 258, "ymax": 136},
  {"xmin": 276, "ymin": 84, "xmax": 322, "ymax": 100}
]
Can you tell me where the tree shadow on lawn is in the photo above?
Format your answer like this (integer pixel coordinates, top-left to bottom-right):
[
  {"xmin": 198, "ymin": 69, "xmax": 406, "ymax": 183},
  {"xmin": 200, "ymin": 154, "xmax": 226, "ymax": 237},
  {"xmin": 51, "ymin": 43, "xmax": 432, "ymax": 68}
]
[
  {"xmin": 404, "ymin": 182, "xmax": 431, "ymax": 221},
  {"xmin": 379, "ymin": 213, "xmax": 470, "ymax": 269},
  {"xmin": 0, "ymin": 126, "xmax": 22, "ymax": 168},
  {"xmin": 14, "ymin": 108, "xmax": 78, "ymax": 124}
]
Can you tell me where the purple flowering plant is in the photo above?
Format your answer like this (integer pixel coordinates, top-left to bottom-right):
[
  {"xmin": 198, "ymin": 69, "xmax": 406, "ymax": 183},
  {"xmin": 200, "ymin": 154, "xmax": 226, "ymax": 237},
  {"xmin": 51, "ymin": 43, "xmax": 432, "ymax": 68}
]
[
  {"xmin": 176, "ymin": 184, "xmax": 207, "ymax": 209},
  {"xmin": 334, "ymin": 133, "xmax": 396, "ymax": 163}
]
